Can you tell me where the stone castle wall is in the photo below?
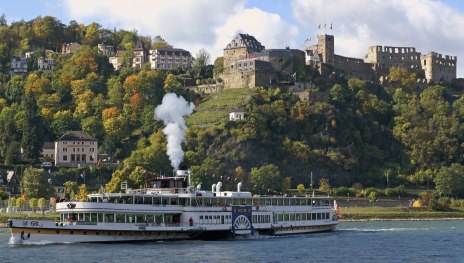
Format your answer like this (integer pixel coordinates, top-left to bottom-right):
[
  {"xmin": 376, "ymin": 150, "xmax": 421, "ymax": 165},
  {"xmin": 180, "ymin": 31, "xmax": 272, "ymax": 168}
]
[
  {"xmin": 421, "ymin": 52, "xmax": 457, "ymax": 82},
  {"xmin": 334, "ymin": 55, "xmax": 375, "ymax": 81},
  {"xmin": 308, "ymin": 35, "xmax": 457, "ymax": 83}
]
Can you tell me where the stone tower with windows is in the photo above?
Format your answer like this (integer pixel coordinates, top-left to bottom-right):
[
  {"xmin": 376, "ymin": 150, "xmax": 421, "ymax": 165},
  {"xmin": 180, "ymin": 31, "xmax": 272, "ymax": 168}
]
[{"xmin": 223, "ymin": 33, "xmax": 265, "ymax": 68}]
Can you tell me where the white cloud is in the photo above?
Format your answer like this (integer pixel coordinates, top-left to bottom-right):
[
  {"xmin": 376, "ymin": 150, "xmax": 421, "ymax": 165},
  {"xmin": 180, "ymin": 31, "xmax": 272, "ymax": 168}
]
[
  {"xmin": 63, "ymin": 0, "xmax": 298, "ymax": 61},
  {"xmin": 292, "ymin": 0, "xmax": 464, "ymax": 76}
]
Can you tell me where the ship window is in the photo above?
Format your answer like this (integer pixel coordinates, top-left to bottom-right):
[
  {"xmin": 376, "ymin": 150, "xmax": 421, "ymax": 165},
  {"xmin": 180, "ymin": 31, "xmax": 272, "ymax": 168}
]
[
  {"xmin": 116, "ymin": 214, "xmax": 125, "ymax": 223},
  {"xmin": 283, "ymin": 213, "xmax": 289, "ymax": 221}
]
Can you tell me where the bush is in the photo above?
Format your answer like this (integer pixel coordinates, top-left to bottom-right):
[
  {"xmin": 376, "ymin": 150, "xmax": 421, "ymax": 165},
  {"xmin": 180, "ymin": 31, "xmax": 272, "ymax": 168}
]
[
  {"xmin": 363, "ymin": 187, "xmax": 378, "ymax": 197},
  {"xmin": 384, "ymin": 185, "xmax": 406, "ymax": 197},
  {"xmin": 333, "ymin": 187, "xmax": 356, "ymax": 196},
  {"xmin": 430, "ymin": 197, "xmax": 451, "ymax": 211}
]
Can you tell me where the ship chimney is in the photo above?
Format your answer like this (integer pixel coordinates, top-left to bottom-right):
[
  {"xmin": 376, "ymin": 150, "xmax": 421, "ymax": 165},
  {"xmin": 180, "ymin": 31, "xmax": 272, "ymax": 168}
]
[
  {"xmin": 212, "ymin": 184, "xmax": 216, "ymax": 193},
  {"xmin": 237, "ymin": 182, "xmax": 242, "ymax": 192},
  {"xmin": 216, "ymin": 182, "xmax": 222, "ymax": 192}
]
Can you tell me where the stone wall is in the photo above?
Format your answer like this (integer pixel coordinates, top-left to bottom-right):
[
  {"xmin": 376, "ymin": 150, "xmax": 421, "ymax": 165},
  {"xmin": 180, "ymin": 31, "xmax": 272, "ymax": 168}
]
[
  {"xmin": 187, "ymin": 83, "xmax": 225, "ymax": 94},
  {"xmin": 334, "ymin": 55, "xmax": 375, "ymax": 81}
]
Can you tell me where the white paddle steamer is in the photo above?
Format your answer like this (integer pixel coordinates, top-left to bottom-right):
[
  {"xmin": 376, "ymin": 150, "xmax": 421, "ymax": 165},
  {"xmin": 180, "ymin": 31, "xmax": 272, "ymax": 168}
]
[{"xmin": 8, "ymin": 170, "xmax": 338, "ymax": 244}]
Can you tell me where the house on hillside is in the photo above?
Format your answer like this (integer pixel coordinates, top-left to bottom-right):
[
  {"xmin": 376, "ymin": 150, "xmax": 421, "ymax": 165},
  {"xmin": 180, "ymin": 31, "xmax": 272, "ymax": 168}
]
[
  {"xmin": 109, "ymin": 38, "xmax": 147, "ymax": 70},
  {"xmin": 41, "ymin": 142, "xmax": 55, "ymax": 161},
  {"xmin": 61, "ymin": 42, "xmax": 82, "ymax": 55},
  {"xmin": 132, "ymin": 38, "xmax": 146, "ymax": 69},
  {"xmin": 229, "ymin": 109, "xmax": 246, "ymax": 121},
  {"xmin": 54, "ymin": 131, "xmax": 98, "ymax": 167},
  {"xmin": 98, "ymin": 43, "xmax": 115, "ymax": 56},
  {"xmin": 149, "ymin": 47, "xmax": 192, "ymax": 70},
  {"xmin": 38, "ymin": 56, "xmax": 54, "ymax": 71},
  {"xmin": 10, "ymin": 57, "xmax": 28, "ymax": 74},
  {"xmin": 0, "ymin": 169, "xmax": 20, "ymax": 196}
]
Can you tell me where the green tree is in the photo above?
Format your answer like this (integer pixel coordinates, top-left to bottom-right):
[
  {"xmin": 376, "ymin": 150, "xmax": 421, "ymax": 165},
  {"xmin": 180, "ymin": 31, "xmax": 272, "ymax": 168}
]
[
  {"xmin": 250, "ymin": 164, "xmax": 282, "ymax": 195},
  {"xmin": 163, "ymin": 73, "xmax": 182, "ymax": 93},
  {"xmin": 21, "ymin": 167, "xmax": 54, "ymax": 198},
  {"xmin": 29, "ymin": 197, "xmax": 38, "ymax": 213},
  {"xmin": 38, "ymin": 197, "xmax": 46, "ymax": 214},
  {"xmin": 0, "ymin": 106, "xmax": 19, "ymax": 163},
  {"xmin": 388, "ymin": 67, "xmax": 417, "ymax": 92},
  {"xmin": 213, "ymin": 56, "xmax": 224, "ymax": 76},
  {"xmin": 297, "ymin": 184, "xmax": 305, "ymax": 194},
  {"xmin": 129, "ymin": 166, "xmax": 148, "ymax": 188},
  {"xmin": 51, "ymin": 110, "xmax": 77, "ymax": 138},
  {"xmin": 435, "ymin": 164, "xmax": 464, "ymax": 197},
  {"xmin": 64, "ymin": 181, "xmax": 78, "ymax": 199},
  {"xmin": 368, "ymin": 191, "xmax": 377, "ymax": 206},
  {"xmin": 16, "ymin": 197, "xmax": 25, "ymax": 211},
  {"xmin": 18, "ymin": 93, "xmax": 44, "ymax": 163},
  {"xmin": 152, "ymin": 35, "xmax": 172, "ymax": 49},
  {"xmin": 318, "ymin": 178, "xmax": 331, "ymax": 193},
  {"xmin": 191, "ymin": 48, "xmax": 210, "ymax": 80}
]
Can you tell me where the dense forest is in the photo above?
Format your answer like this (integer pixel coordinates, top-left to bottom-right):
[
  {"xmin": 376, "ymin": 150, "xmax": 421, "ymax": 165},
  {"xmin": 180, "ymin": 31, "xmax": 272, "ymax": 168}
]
[{"xmin": 0, "ymin": 15, "xmax": 463, "ymax": 202}]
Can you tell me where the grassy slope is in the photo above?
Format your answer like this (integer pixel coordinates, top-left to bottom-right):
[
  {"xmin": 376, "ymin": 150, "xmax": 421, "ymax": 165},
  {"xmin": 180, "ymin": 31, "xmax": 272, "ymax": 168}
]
[{"xmin": 187, "ymin": 88, "xmax": 255, "ymax": 126}]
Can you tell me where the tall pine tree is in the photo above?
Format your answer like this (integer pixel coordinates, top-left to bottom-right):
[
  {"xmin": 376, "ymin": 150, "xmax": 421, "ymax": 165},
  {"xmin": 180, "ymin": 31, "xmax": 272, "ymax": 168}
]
[{"xmin": 19, "ymin": 93, "xmax": 44, "ymax": 163}]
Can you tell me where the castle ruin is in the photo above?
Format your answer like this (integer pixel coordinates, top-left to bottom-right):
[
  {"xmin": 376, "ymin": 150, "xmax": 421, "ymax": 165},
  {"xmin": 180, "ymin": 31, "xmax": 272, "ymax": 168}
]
[
  {"xmin": 220, "ymin": 33, "xmax": 457, "ymax": 90},
  {"xmin": 307, "ymin": 34, "xmax": 457, "ymax": 83}
]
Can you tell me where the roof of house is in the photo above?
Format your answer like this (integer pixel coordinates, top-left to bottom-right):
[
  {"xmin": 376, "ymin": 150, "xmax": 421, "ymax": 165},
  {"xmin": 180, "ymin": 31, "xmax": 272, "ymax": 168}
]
[
  {"xmin": 57, "ymin": 131, "xmax": 97, "ymax": 142},
  {"xmin": 43, "ymin": 142, "xmax": 55, "ymax": 149},
  {"xmin": 134, "ymin": 38, "xmax": 144, "ymax": 51},
  {"xmin": 0, "ymin": 169, "xmax": 18, "ymax": 186},
  {"xmin": 225, "ymin": 33, "xmax": 265, "ymax": 52},
  {"xmin": 151, "ymin": 47, "xmax": 191, "ymax": 54}
]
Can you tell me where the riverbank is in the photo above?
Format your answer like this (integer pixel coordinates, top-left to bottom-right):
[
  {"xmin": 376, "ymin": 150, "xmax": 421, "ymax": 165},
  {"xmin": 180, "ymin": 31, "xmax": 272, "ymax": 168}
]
[{"xmin": 339, "ymin": 206, "xmax": 464, "ymax": 222}]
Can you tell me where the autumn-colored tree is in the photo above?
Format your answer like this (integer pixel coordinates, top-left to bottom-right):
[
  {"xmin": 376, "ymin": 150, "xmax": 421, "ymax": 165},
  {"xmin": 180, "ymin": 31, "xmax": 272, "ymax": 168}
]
[
  {"xmin": 24, "ymin": 73, "xmax": 52, "ymax": 96},
  {"xmin": 75, "ymin": 184, "xmax": 89, "ymax": 201},
  {"xmin": 29, "ymin": 198, "xmax": 38, "ymax": 213},
  {"xmin": 163, "ymin": 73, "xmax": 182, "ymax": 93}
]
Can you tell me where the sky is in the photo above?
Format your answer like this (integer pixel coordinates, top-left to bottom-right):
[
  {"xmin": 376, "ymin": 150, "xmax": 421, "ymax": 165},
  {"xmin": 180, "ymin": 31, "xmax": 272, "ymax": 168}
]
[{"xmin": 1, "ymin": 0, "xmax": 464, "ymax": 76}]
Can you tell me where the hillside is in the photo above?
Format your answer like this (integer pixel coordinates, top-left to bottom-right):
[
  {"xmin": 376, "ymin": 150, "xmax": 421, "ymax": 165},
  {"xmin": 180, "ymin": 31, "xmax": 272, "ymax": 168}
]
[{"xmin": 186, "ymin": 88, "xmax": 255, "ymax": 126}]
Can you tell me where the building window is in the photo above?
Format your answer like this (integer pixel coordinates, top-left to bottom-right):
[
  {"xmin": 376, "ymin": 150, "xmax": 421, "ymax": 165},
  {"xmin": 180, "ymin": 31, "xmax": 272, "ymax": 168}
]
[
  {"xmin": 63, "ymin": 148, "xmax": 67, "ymax": 152},
  {"xmin": 63, "ymin": 155, "xmax": 68, "ymax": 161},
  {"xmin": 82, "ymin": 148, "xmax": 84, "ymax": 152}
]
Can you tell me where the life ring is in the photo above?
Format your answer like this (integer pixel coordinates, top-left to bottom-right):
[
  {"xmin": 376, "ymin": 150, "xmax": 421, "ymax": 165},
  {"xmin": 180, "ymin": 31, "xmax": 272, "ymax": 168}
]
[
  {"xmin": 256, "ymin": 205, "xmax": 260, "ymax": 211},
  {"xmin": 222, "ymin": 205, "xmax": 227, "ymax": 212},
  {"xmin": 171, "ymin": 188, "xmax": 176, "ymax": 194}
]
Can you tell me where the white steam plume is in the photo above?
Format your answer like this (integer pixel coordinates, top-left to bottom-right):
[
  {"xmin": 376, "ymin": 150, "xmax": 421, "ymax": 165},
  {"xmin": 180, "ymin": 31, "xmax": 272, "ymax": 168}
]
[{"xmin": 154, "ymin": 93, "xmax": 195, "ymax": 170}]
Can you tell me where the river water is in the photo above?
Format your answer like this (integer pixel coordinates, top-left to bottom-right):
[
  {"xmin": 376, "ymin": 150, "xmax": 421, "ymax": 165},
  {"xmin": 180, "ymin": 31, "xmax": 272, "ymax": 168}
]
[{"xmin": 0, "ymin": 220, "xmax": 462, "ymax": 263}]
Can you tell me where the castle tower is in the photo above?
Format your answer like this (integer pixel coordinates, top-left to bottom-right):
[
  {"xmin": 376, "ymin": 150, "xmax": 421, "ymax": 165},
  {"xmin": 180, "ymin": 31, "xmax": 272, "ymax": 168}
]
[
  {"xmin": 317, "ymin": 34, "xmax": 335, "ymax": 64},
  {"xmin": 223, "ymin": 33, "xmax": 265, "ymax": 68},
  {"xmin": 421, "ymin": 52, "xmax": 457, "ymax": 82}
]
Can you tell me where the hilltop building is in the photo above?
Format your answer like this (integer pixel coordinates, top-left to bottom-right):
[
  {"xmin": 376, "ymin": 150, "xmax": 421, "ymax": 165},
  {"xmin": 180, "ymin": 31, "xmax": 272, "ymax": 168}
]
[
  {"xmin": 306, "ymin": 34, "xmax": 457, "ymax": 83},
  {"xmin": 221, "ymin": 33, "xmax": 305, "ymax": 89},
  {"xmin": 132, "ymin": 38, "xmax": 146, "ymax": 69},
  {"xmin": 149, "ymin": 47, "xmax": 192, "ymax": 70},
  {"xmin": 109, "ymin": 38, "xmax": 148, "ymax": 70}
]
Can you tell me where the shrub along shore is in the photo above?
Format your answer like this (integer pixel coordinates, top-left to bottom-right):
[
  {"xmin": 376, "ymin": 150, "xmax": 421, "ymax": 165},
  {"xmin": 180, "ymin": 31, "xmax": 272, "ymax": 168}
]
[{"xmin": 338, "ymin": 206, "xmax": 464, "ymax": 222}]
